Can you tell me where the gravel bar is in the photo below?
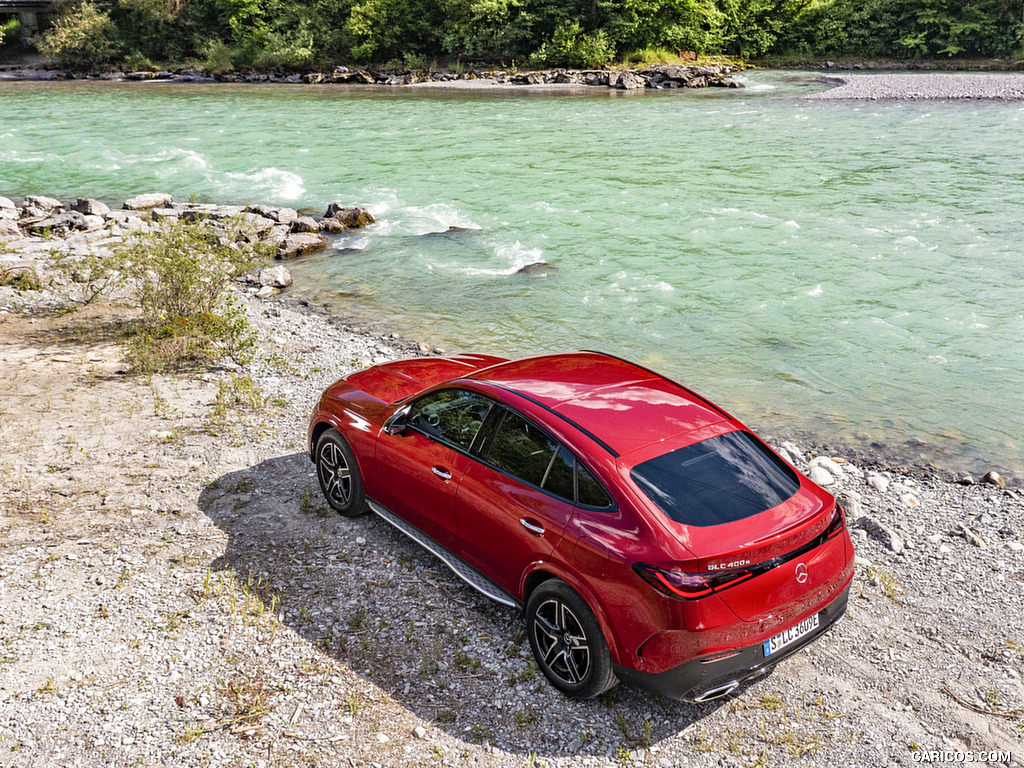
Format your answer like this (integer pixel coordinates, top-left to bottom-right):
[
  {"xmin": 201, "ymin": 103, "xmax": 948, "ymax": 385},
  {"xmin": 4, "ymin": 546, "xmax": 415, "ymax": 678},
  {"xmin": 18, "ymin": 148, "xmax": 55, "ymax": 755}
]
[{"xmin": 807, "ymin": 72, "xmax": 1024, "ymax": 100}]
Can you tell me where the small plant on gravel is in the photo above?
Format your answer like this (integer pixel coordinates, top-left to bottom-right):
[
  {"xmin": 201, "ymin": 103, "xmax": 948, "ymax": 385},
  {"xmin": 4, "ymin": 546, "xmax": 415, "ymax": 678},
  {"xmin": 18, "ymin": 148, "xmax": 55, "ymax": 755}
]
[
  {"xmin": 207, "ymin": 374, "xmax": 268, "ymax": 433},
  {"xmin": 514, "ymin": 708, "xmax": 539, "ymax": 728},
  {"xmin": 217, "ymin": 674, "xmax": 273, "ymax": 726},
  {"xmin": 453, "ymin": 649, "xmax": 480, "ymax": 673},
  {"xmin": 865, "ymin": 564, "xmax": 902, "ymax": 598},
  {"xmin": 0, "ymin": 266, "xmax": 42, "ymax": 292},
  {"xmin": 345, "ymin": 693, "xmax": 360, "ymax": 717},
  {"xmin": 48, "ymin": 249, "xmax": 120, "ymax": 306},
  {"xmin": 435, "ymin": 708, "xmax": 455, "ymax": 724}
]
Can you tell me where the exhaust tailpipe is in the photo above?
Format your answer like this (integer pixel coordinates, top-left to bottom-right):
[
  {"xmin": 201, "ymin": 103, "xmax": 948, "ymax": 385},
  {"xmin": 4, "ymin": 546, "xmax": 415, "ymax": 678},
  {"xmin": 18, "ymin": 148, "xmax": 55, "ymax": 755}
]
[{"xmin": 692, "ymin": 680, "xmax": 740, "ymax": 703}]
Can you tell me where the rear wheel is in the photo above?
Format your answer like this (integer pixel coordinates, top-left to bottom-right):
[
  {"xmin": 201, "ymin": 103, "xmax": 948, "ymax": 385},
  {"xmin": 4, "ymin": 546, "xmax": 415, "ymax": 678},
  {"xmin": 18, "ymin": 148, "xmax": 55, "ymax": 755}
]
[
  {"xmin": 315, "ymin": 429, "xmax": 367, "ymax": 517},
  {"xmin": 526, "ymin": 580, "xmax": 617, "ymax": 699}
]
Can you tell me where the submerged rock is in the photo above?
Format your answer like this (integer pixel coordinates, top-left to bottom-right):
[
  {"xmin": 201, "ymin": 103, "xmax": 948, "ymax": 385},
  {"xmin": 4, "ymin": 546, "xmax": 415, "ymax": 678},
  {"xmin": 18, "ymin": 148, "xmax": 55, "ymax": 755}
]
[
  {"xmin": 421, "ymin": 226, "xmax": 480, "ymax": 237},
  {"xmin": 516, "ymin": 262, "xmax": 558, "ymax": 276}
]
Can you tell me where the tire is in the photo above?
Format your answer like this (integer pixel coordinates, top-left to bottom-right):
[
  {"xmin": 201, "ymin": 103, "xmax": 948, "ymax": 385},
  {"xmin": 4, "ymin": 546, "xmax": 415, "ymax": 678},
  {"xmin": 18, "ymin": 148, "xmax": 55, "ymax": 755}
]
[
  {"xmin": 526, "ymin": 580, "xmax": 618, "ymax": 699},
  {"xmin": 315, "ymin": 428, "xmax": 367, "ymax": 517}
]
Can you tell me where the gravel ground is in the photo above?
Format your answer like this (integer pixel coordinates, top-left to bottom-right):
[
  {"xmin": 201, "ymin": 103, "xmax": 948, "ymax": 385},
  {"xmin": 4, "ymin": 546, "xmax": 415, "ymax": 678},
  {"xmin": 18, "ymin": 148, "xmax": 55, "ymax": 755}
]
[
  {"xmin": 1, "ymin": 215, "xmax": 1023, "ymax": 767},
  {"xmin": 806, "ymin": 72, "xmax": 1024, "ymax": 100}
]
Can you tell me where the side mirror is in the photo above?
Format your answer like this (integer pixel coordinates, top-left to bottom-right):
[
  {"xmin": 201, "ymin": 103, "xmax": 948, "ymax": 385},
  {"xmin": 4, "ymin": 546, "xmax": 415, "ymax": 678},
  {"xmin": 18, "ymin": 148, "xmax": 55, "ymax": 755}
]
[{"xmin": 384, "ymin": 406, "xmax": 411, "ymax": 436}]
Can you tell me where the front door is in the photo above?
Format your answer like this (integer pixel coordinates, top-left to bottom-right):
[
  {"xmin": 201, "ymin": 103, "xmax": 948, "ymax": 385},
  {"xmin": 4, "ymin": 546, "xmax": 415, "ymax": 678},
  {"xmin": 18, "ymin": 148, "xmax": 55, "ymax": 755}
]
[
  {"xmin": 457, "ymin": 408, "xmax": 577, "ymax": 596},
  {"xmin": 374, "ymin": 389, "xmax": 495, "ymax": 552}
]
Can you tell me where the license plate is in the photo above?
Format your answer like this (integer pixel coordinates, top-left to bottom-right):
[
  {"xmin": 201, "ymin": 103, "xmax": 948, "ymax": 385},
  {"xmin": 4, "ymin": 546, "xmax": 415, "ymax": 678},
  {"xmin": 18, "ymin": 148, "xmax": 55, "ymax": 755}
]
[{"xmin": 763, "ymin": 613, "xmax": 820, "ymax": 657}]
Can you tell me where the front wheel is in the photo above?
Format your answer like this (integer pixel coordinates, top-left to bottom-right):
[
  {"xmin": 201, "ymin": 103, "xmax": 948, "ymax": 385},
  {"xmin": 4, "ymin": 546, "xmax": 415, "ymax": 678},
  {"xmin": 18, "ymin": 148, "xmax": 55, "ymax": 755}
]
[
  {"xmin": 315, "ymin": 428, "xmax": 367, "ymax": 517},
  {"xmin": 526, "ymin": 580, "xmax": 617, "ymax": 699}
]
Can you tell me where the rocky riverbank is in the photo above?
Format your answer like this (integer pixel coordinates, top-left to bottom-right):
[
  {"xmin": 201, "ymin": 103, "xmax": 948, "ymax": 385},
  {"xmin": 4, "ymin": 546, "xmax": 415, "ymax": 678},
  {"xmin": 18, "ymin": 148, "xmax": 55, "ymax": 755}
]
[
  {"xmin": 0, "ymin": 62, "xmax": 743, "ymax": 90},
  {"xmin": 2, "ymin": 193, "xmax": 1023, "ymax": 767},
  {"xmin": 807, "ymin": 72, "xmax": 1024, "ymax": 100}
]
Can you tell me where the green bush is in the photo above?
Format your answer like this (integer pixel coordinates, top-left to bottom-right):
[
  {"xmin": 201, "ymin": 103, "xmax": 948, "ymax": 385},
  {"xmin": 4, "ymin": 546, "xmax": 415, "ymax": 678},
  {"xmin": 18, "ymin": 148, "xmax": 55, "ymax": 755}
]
[
  {"xmin": 1, "ymin": 17, "xmax": 22, "ymax": 49},
  {"xmin": 37, "ymin": 1, "xmax": 119, "ymax": 69},
  {"xmin": 531, "ymin": 21, "xmax": 615, "ymax": 68},
  {"xmin": 113, "ymin": 217, "xmax": 269, "ymax": 372}
]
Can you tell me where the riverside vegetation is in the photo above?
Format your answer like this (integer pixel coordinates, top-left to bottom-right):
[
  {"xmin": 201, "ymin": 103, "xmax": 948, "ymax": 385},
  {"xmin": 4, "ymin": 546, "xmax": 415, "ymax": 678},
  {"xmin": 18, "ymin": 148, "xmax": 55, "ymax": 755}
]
[
  {"xmin": 0, "ymin": 192, "xmax": 1022, "ymax": 767},
  {"xmin": 19, "ymin": 0, "xmax": 1024, "ymax": 74}
]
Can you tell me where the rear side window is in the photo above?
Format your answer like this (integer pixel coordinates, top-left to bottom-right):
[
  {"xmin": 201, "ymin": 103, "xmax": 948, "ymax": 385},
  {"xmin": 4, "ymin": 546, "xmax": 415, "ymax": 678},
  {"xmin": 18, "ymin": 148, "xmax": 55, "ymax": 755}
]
[
  {"xmin": 408, "ymin": 389, "xmax": 494, "ymax": 451},
  {"xmin": 631, "ymin": 431, "xmax": 799, "ymax": 527},
  {"xmin": 577, "ymin": 463, "xmax": 613, "ymax": 508},
  {"xmin": 488, "ymin": 411, "xmax": 562, "ymax": 490}
]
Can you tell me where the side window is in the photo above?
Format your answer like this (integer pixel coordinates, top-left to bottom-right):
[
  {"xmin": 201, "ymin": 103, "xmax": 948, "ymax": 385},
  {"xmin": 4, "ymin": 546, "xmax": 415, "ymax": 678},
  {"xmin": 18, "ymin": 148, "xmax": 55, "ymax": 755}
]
[
  {"xmin": 408, "ymin": 389, "xmax": 494, "ymax": 451},
  {"xmin": 488, "ymin": 411, "xmax": 572, "ymax": 500},
  {"xmin": 543, "ymin": 446, "xmax": 575, "ymax": 501},
  {"xmin": 577, "ymin": 463, "xmax": 613, "ymax": 508}
]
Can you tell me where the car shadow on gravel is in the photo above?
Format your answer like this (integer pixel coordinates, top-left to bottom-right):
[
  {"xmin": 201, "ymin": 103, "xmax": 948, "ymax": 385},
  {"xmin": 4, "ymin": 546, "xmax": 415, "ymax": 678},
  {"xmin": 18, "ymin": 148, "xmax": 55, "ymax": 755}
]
[{"xmin": 199, "ymin": 453, "xmax": 745, "ymax": 758}]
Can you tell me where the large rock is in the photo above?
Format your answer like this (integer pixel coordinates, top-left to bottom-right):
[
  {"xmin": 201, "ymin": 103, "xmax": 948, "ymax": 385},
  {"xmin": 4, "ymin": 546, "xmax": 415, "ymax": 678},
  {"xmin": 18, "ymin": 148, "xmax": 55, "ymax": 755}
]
[
  {"xmin": 174, "ymin": 203, "xmax": 244, "ymax": 221},
  {"xmin": 73, "ymin": 198, "xmax": 110, "ymax": 216},
  {"xmin": 319, "ymin": 217, "xmax": 349, "ymax": 234},
  {"xmin": 28, "ymin": 211, "xmax": 89, "ymax": 236},
  {"xmin": 291, "ymin": 216, "xmax": 320, "ymax": 233},
  {"xmin": 264, "ymin": 225, "xmax": 290, "ymax": 247},
  {"xmin": 236, "ymin": 212, "xmax": 275, "ymax": 234},
  {"xmin": 105, "ymin": 209, "xmax": 147, "ymax": 223},
  {"xmin": 24, "ymin": 195, "xmax": 63, "ymax": 212},
  {"xmin": 259, "ymin": 265, "xmax": 293, "ymax": 288},
  {"xmin": 608, "ymin": 70, "xmax": 645, "ymax": 90},
  {"xmin": 807, "ymin": 466, "xmax": 835, "ymax": 487},
  {"xmin": 856, "ymin": 515, "xmax": 904, "ymax": 554},
  {"xmin": 323, "ymin": 205, "xmax": 375, "ymax": 228},
  {"xmin": 277, "ymin": 233, "xmax": 327, "ymax": 259},
  {"xmin": 0, "ymin": 218, "xmax": 20, "ymax": 236},
  {"xmin": 0, "ymin": 196, "xmax": 17, "ymax": 220},
  {"xmin": 246, "ymin": 204, "xmax": 298, "ymax": 224},
  {"xmin": 124, "ymin": 193, "xmax": 173, "ymax": 210}
]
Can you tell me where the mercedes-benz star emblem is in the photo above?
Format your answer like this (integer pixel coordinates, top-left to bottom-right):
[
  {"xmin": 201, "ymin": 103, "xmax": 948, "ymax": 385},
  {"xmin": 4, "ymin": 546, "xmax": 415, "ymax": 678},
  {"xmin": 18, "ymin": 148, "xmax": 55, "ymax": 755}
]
[{"xmin": 795, "ymin": 562, "xmax": 809, "ymax": 583}]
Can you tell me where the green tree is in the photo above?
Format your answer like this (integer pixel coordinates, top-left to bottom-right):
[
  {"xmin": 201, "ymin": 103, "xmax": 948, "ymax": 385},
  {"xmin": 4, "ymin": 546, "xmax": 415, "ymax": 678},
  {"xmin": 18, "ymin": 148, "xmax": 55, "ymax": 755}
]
[{"xmin": 37, "ymin": 1, "xmax": 119, "ymax": 68}]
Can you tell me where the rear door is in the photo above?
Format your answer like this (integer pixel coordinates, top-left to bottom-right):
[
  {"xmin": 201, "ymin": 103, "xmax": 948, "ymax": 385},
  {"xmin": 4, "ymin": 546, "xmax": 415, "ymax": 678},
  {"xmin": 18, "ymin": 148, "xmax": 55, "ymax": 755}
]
[
  {"xmin": 374, "ymin": 389, "xmax": 495, "ymax": 552},
  {"xmin": 457, "ymin": 409, "xmax": 577, "ymax": 596}
]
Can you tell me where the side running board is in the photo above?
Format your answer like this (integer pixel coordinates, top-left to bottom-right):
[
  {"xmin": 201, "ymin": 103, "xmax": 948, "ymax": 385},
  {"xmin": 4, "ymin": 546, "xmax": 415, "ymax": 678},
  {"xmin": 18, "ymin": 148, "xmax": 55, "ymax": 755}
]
[{"xmin": 367, "ymin": 500, "xmax": 521, "ymax": 609}]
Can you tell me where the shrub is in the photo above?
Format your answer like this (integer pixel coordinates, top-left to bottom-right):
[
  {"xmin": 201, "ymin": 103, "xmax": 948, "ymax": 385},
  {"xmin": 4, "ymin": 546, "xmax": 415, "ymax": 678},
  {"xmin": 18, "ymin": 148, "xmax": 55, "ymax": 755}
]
[
  {"xmin": 531, "ymin": 21, "xmax": 615, "ymax": 68},
  {"xmin": 1, "ymin": 17, "xmax": 22, "ymax": 49},
  {"xmin": 113, "ymin": 217, "xmax": 270, "ymax": 373},
  {"xmin": 37, "ymin": 1, "xmax": 119, "ymax": 69}
]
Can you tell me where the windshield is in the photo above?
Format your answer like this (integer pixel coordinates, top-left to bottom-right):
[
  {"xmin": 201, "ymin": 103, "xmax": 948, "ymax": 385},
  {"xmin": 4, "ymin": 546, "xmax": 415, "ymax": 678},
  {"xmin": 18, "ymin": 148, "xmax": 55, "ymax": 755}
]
[{"xmin": 630, "ymin": 431, "xmax": 800, "ymax": 527}]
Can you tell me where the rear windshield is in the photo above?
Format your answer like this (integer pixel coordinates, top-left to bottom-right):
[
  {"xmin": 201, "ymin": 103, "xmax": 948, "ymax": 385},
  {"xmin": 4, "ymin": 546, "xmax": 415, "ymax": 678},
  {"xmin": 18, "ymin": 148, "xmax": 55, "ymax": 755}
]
[{"xmin": 630, "ymin": 431, "xmax": 800, "ymax": 527}]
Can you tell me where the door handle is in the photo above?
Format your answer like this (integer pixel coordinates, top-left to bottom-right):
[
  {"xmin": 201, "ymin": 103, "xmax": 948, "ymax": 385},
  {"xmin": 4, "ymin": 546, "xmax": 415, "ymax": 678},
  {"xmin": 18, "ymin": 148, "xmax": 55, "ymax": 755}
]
[
  {"xmin": 431, "ymin": 466, "xmax": 452, "ymax": 480},
  {"xmin": 520, "ymin": 518, "xmax": 545, "ymax": 536}
]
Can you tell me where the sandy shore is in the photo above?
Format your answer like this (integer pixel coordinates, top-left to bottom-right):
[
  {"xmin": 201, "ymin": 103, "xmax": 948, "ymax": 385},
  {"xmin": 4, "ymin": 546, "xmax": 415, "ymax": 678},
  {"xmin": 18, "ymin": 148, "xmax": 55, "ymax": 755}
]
[
  {"xmin": 807, "ymin": 72, "xmax": 1024, "ymax": 100},
  {"xmin": 1, "ymin": 195, "xmax": 1023, "ymax": 766}
]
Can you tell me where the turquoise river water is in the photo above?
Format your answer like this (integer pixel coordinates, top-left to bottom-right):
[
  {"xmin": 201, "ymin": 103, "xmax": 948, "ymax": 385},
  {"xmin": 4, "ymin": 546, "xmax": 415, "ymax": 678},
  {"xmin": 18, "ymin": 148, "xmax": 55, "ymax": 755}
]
[{"xmin": 2, "ymin": 72, "xmax": 1022, "ymax": 476}]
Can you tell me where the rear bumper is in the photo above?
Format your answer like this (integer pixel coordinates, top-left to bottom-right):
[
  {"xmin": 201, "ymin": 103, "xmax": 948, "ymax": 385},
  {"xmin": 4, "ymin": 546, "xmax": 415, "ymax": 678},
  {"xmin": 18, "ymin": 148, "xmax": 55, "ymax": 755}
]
[{"xmin": 613, "ymin": 582, "xmax": 850, "ymax": 701}]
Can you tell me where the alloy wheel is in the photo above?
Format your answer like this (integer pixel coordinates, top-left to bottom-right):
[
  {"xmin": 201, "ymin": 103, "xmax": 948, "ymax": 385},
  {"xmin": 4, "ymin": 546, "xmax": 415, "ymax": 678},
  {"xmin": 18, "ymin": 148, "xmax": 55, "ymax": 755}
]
[
  {"xmin": 532, "ymin": 598, "xmax": 592, "ymax": 685},
  {"xmin": 318, "ymin": 440, "xmax": 352, "ymax": 507}
]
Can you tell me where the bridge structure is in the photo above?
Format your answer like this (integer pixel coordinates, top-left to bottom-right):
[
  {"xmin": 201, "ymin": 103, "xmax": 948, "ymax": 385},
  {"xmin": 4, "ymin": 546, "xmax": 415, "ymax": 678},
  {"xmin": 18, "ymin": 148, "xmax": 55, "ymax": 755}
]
[{"xmin": 0, "ymin": 0, "xmax": 56, "ymax": 38}]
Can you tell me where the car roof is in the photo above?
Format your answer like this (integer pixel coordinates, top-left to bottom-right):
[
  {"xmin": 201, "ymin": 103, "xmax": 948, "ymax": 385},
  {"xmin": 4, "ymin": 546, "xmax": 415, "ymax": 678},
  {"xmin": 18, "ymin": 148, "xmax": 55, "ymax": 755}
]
[{"xmin": 469, "ymin": 352, "xmax": 732, "ymax": 456}]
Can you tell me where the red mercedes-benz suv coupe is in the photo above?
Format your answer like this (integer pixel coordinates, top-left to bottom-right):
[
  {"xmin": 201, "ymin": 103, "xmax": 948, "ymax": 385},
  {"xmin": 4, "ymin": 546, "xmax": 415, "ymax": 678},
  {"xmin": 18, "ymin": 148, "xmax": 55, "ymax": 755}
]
[{"xmin": 308, "ymin": 351, "xmax": 854, "ymax": 702}]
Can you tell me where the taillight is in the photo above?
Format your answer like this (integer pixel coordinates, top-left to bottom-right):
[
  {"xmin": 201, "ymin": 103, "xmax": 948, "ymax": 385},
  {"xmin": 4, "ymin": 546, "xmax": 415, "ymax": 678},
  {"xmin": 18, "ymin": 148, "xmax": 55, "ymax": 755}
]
[
  {"xmin": 825, "ymin": 504, "xmax": 845, "ymax": 539},
  {"xmin": 632, "ymin": 563, "xmax": 755, "ymax": 601}
]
